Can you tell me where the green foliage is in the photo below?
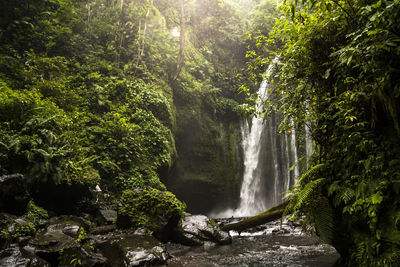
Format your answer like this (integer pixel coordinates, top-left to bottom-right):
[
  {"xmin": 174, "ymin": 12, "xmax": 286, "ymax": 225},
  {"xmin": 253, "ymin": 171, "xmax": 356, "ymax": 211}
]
[
  {"xmin": 215, "ymin": 97, "xmax": 242, "ymax": 121},
  {"xmin": 76, "ymin": 227, "xmax": 88, "ymax": 244},
  {"xmin": 12, "ymin": 222, "xmax": 36, "ymax": 239},
  {"xmin": 24, "ymin": 201, "xmax": 49, "ymax": 223},
  {"xmin": 0, "ymin": 80, "xmax": 98, "ymax": 185},
  {"xmin": 0, "ymin": 0, "xmax": 182, "ymax": 195},
  {"xmin": 119, "ymin": 188, "xmax": 186, "ymax": 231},
  {"xmin": 0, "ymin": 201, "xmax": 48, "ymax": 247},
  {"xmin": 0, "ymin": 0, "xmax": 255, "ymax": 226},
  {"xmin": 246, "ymin": 0, "xmax": 400, "ymax": 265}
]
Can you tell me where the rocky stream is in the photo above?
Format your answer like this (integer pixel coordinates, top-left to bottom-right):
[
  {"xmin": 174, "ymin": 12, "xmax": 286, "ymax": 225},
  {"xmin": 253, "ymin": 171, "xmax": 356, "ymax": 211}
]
[{"xmin": 0, "ymin": 174, "xmax": 340, "ymax": 267}]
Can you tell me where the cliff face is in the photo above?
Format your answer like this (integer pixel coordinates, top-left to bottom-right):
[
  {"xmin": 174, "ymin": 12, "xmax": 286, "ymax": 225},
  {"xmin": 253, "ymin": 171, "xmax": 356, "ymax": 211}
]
[{"xmin": 163, "ymin": 89, "xmax": 244, "ymax": 214}]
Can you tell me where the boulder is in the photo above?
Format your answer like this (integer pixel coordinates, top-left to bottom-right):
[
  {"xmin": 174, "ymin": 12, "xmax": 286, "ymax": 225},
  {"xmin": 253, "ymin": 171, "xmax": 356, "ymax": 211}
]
[
  {"xmin": 24, "ymin": 215, "xmax": 88, "ymax": 265},
  {"xmin": 91, "ymin": 225, "xmax": 116, "ymax": 235},
  {"xmin": 58, "ymin": 246, "xmax": 110, "ymax": 267},
  {"xmin": 0, "ymin": 244, "xmax": 50, "ymax": 267},
  {"xmin": 0, "ymin": 174, "xmax": 30, "ymax": 215},
  {"xmin": 62, "ymin": 225, "xmax": 80, "ymax": 237},
  {"xmin": 91, "ymin": 233, "xmax": 169, "ymax": 266},
  {"xmin": 173, "ymin": 215, "xmax": 232, "ymax": 246},
  {"xmin": 25, "ymin": 226, "xmax": 77, "ymax": 265},
  {"xmin": 99, "ymin": 209, "xmax": 117, "ymax": 224},
  {"xmin": 116, "ymin": 188, "xmax": 185, "ymax": 242}
]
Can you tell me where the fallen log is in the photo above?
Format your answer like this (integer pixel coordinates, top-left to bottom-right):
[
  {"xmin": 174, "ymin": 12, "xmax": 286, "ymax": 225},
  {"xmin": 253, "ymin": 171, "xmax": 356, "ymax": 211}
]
[{"xmin": 221, "ymin": 201, "xmax": 288, "ymax": 232}]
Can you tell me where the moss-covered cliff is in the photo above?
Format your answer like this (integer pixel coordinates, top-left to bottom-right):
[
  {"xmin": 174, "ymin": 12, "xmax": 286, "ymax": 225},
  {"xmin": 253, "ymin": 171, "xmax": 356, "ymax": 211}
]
[{"xmin": 164, "ymin": 85, "xmax": 244, "ymax": 214}]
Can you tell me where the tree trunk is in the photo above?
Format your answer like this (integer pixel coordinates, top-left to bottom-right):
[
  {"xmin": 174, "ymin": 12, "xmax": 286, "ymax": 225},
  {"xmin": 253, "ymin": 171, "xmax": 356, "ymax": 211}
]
[
  {"xmin": 137, "ymin": 0, "xmax": 153, "ymax": 59},
  {"xmin": 221, "ymin": 201, "xmax": 288, "ymax": 232},
  {"xmin": 116, "ymin": 0, "xmax": 125, "ymax": 66},
  {"xmin": 137, "ymin": 19, "xmax": 142, "ymax": 60},
  {"xmin": 171, "ymin": 0, "xmax": 185, "ymax": 83}
]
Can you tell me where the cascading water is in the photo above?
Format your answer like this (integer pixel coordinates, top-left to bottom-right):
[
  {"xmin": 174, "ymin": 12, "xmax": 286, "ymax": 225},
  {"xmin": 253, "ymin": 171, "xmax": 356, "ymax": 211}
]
[
  {"xmin": 211, "ymin": 59, "xmax": 305, "ymax": 218},
  {"xmin": 234, "ymin": 78, "xmax": 271, "ymax": 216}
]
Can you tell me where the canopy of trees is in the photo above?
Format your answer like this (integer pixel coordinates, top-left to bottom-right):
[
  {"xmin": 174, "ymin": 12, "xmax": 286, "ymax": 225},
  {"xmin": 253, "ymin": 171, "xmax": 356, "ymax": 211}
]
[{"xmin": 0, "ymin": 0, "xmax": 257, "ymax": 191}]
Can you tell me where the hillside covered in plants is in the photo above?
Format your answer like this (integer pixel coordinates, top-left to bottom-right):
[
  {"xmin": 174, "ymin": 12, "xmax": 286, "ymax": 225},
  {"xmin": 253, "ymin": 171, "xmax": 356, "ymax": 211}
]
[
  {"xmin": 246, "ymin": 0, "xmax": 400, "ymax": 265},
  {"xmin": 1, "ymin": 0, "xmax": 400, "ymax": 266}
]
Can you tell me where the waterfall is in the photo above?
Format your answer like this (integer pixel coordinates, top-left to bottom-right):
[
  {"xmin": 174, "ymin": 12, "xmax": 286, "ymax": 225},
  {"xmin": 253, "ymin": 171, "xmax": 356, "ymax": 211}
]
[
  {"xmin": 234, "ymin": 78, "xmax": 271, "ymax": 216},
  {"xmin": 233, "ymin": 59, "xmax": 301, "ymax": 217},
  {"xmin": 210, "ymin": 59, "xmax": 303, "ymax": 218}
]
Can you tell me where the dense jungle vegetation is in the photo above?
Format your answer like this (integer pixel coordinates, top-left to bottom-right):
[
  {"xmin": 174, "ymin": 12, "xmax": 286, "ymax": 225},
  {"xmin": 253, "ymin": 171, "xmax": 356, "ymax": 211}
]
[
  {"xmin": 246, "ymin": 0, "xmax": 400, "ymax": 265},
  {"xmin": 1, "ymin": 0, "xmax": 400, "ymax": 266},
  {"xmin": 0, "ymin": 0, "xmax": 259, "ymax": 193},
  {"xmin": 0, "ymin": 0, "xmax": 269, "ymax": 246}
]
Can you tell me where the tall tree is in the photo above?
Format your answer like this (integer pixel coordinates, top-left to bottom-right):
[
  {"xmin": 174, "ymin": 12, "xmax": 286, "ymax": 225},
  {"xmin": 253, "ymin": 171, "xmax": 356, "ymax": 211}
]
[{"xmin": 171, "ymin": 0, "xmax": 185, "ymax": 83}]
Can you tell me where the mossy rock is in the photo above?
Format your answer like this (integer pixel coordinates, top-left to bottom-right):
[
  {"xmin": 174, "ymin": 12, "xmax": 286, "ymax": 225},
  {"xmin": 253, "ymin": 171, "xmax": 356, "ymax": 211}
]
[
  {"xmin": 0, "ymin": 201, "xmax": 48, "ymax": 249},
  {"xmin": 116, "ymin": 188, "xmax": 186, "ymax": 242}
]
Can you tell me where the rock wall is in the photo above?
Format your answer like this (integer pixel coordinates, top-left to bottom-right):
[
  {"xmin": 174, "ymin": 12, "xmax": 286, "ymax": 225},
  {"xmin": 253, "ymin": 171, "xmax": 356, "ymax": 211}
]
[{"xmin": 163, "ymin": 89, "xmax": 244, "ymax": 215}]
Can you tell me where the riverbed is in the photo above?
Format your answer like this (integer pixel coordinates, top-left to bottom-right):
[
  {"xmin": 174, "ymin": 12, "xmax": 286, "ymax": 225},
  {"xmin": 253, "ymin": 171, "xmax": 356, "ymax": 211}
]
[{"xmin": 165, "ymin": 219, "xmax": 340, "ymax": 267}]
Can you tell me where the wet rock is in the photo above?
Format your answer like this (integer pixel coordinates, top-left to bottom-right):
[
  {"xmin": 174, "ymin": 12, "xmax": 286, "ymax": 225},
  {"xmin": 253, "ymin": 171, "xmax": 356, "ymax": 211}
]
[
  {"xmin": 126, "ymin": 245, "xmax": 168, "ymax": 266},
  {"xmin": 0, "ymin": 244, "xmax": 50, "ymax": 267},
  {"xmin": 27, "ymin": 229, "xmax": 77, "ymax": 265},
  {"xmin": 59, "ymin": 246, "xmax": 110, "ymax": 267},
  {"xmin": 25, "ymin": 216, "xmax": 88, "ymax": 265},
  {"xmin": 92, "ymin": 234, "xmax": 169, "ymax": 266},
  {"xmin": 0, "ymin": 174, "xmax": 30, "ymax": 215},
  {"xmin": 174, "ymin": 215, "xmax": 232, "ymax": 246},
  {"xmin": 49, "ymin": 215, "xmax": 90, "ymax": 231},
  {"xmin": 133, "ymin": 227, "xmax": 149, "ymax": 235},
  {"xmin": 91, "ymin": 225, "xmax": 116, "ymax": 235},
  {"xmin": 14, "ymin": 219, "xmax": 28, "ymax": 226},
  {"xmin": 272, "ymin": 227, "xmax": 290, "ymax": 234},
  {"xmin": 62, "ymin": 225, "xmax": 80, "ymax": 237},
  {"xmin": 99, "ymin": 209, "xmax": 117, "ymax": 224}
]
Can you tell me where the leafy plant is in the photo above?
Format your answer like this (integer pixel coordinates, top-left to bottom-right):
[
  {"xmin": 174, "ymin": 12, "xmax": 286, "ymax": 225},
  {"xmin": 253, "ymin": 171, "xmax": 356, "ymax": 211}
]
[{"xmin": 246, "ymin": 0, "xmax": 400, "ymax": 265}]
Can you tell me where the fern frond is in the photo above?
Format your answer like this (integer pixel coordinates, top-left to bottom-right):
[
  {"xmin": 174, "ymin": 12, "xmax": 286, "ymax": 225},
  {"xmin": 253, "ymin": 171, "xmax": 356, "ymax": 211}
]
[
  {"xmin": 313, "ymin": 196, "xmax": 334, "ymax": 244},
  {"xmin": 297, "ymin": 163, "xmax": 325, "ymax": 185},
  {"xmin": 285, "ymin": 178, "xmax": 326, "ymax": 221},
  {"xmin": 333, "ymin": 187, "xmax": 355, "ymax": 206},
  {"xmin": 294, "ymin": 178, "xmax": 326, "ymax": 211}
]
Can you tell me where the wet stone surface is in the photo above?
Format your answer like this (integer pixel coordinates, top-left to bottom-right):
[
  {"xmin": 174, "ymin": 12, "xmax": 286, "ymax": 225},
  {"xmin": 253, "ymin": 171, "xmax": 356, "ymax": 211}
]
[
  {"xmin": 165, "ymin": 219, "xmax": 341, "ymax": 267},
  {"xmin": 174, "ymin": 215, "xmax": 232, "ymax": 246},
  {"xmin": 91, "ymin": 233, "xmax": 169, "ymax": 266},
  {"xmin": 0, "ymin": 244, "xmax": 50, "ymax": 267}
]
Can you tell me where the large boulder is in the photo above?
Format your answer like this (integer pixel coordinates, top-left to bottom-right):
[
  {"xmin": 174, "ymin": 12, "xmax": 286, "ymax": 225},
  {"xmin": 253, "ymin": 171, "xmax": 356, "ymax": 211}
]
[
  {"xmin": 25, "ymin": 222, "xmax": 78, "ymax": 265},
  {"xmin": 0, "ymin": 244, "xmax": 50, "ymax": 267},
  {"xmin": 173, "ymin": 215, "xmax": 231, "ymax": 246},
  {"xmin": 23, "ymin": 215, "xmax": 104, "ymax": 266},
  {"xmin": 99, "ymin": 209, "xmax": 117, "ymax": 225},
  {"xmin": 116, "ymin": 188, "xmax": 185, "ymax": 242},
  {"xmin": 0, "ymin": 174, "xmax": 30, "ymax": 215},
  {"xmin": 91, "ymin": 233, "xmax": 169, "ymax": 266}
]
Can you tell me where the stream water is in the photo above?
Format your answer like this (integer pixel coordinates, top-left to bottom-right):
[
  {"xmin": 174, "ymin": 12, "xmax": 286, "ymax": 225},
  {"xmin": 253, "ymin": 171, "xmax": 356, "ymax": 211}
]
[
  {"xmin": 178, "ymin": 60, "xmax": 340, "ymax": 266},
  {"xmin": 165, "ymin": 219, "xmax": 340, "ymax": 267}
]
